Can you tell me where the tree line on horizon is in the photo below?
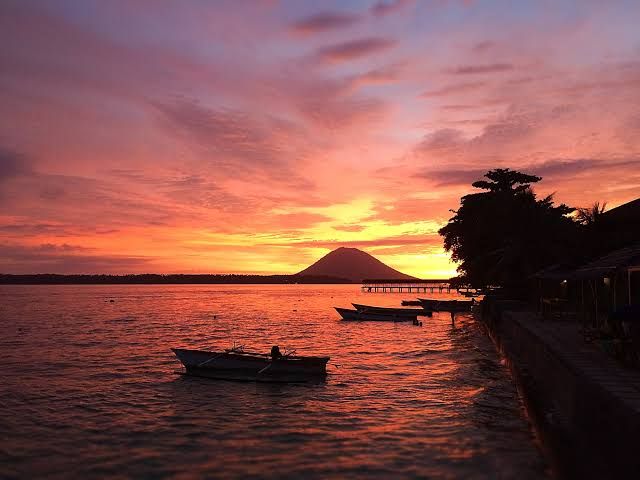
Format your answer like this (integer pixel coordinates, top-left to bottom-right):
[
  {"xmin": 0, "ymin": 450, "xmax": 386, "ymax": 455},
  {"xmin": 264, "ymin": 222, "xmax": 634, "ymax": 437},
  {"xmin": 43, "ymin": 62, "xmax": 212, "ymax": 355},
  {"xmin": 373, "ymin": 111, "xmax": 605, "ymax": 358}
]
[
  {"xmin": 439, "ymin": 168, "xmax": 629, "ymax": 289},
  {"xmin": 0, "ymin": 273, "xmax": 353, "ymax": 285}
]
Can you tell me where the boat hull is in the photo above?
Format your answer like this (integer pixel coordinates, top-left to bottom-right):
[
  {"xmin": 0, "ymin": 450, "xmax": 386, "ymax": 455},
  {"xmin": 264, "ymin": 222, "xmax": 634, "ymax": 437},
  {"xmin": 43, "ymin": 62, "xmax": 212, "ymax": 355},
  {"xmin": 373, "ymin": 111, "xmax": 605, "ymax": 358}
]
[
  {"xmin": 174, "ymin": 369, "xmax": 323, "ymax": 383},
  {"xmin": 401, "ymin": 300, "xmax": 422, "ymax": 306},
  {"xmin": 335, "ymin": 307, "xmax": 417, "ymax": 322},
  {"xmin": 417, "ymin": 298, "xmax": 474, "ymax": 312},
  {"xmin": 172, "ymin": 348, "xmax": 329, "ymax": 377},
  {"xmin": 352, "ymin": 303, "xmax": 432, "ymax": 317}
]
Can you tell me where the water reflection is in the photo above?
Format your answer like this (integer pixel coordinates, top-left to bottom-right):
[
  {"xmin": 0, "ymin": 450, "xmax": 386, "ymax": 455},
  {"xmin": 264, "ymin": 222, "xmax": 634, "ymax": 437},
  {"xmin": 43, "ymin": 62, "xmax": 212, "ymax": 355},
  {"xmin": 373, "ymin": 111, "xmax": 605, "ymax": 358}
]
[{"xmin": 0, "ymin": 284, "xmax": 549, "ymax": 479}]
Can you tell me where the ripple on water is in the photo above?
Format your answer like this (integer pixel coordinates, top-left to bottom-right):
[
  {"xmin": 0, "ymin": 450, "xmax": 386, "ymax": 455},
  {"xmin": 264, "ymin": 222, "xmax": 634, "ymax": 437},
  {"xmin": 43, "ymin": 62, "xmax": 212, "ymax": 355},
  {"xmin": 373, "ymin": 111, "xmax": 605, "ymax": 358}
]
[{"xmin": 0, "ymin": 284, "xmax": 549, "ymax": 479}]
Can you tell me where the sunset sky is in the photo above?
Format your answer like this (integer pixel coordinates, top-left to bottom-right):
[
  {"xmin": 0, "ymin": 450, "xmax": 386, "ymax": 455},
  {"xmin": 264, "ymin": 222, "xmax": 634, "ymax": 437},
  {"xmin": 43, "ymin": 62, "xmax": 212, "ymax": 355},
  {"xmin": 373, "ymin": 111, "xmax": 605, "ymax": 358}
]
[{"xmin": 1, "ymin": 0, "xmax": 639, "ymax": 277}]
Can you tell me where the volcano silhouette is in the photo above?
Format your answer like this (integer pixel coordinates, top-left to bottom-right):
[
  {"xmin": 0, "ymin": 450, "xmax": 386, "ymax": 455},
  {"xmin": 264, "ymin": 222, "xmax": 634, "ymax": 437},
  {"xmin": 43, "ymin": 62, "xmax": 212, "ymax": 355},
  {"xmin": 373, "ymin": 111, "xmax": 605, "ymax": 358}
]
[{"xmin": 296, "ymin": 247, "xmax": 416, "ymax": 283}]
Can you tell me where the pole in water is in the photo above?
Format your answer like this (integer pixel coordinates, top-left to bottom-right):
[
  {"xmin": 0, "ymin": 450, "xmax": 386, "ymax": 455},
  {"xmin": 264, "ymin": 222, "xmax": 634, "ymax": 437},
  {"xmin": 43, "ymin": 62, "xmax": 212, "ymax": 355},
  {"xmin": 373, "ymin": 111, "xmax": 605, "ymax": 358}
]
[{"xmin": 450, "ymin": 311, "xmax": 455, "ymax": 323}]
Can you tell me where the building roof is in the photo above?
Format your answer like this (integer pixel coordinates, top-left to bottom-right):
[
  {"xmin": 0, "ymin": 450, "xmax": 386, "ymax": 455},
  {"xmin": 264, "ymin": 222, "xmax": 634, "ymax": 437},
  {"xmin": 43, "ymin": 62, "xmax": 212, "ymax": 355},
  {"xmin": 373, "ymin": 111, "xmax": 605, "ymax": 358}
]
[
  {"xmin": 600, "ymin": 198, "xmax": 640, "ymax": 226},
  {"xmin": 573, "ymin": 243, "xmax": 640, "ymax": 279},
  {"xmin": 531, "ymin": 264, "xmax": 575, "ymax": 280}
]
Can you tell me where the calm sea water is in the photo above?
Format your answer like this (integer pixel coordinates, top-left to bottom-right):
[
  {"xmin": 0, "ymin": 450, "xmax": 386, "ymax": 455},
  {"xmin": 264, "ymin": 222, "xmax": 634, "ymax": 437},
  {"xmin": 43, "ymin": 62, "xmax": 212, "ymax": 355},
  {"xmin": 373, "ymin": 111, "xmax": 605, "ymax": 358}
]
[{"xmin": 0, "ymin": 284, "xmax": 549, "ymax": 479}]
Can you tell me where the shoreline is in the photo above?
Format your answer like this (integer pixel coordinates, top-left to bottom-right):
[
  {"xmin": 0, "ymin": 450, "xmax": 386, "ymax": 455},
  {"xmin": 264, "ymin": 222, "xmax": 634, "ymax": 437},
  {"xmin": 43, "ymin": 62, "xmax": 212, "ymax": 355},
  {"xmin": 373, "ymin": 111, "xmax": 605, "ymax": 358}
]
[{"xmin": 479, "ymin": 296, "xmax": 640, "ymax": 479}]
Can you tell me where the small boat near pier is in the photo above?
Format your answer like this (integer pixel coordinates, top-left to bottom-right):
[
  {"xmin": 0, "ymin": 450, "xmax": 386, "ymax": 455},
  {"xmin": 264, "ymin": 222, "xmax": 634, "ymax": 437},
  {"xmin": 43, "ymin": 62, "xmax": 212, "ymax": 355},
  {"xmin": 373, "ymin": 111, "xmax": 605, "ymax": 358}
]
[
  {"xmin": 335, "ymin": 307, "xmax": 418, "ymax": 322},
  {"xmin": 352, "ymin": 303, "xmax": 432, "ymax": 317},
  {"xmin": 401, "ymin": 300, "xmax": 422, "ymax": 306},
  {"xmin": 417, "ymin": 298, "xmax": 475, "ymax": 312},
  {"xmin": 172, "ymin": 347, "xmax": 330, "ymax": 382}
]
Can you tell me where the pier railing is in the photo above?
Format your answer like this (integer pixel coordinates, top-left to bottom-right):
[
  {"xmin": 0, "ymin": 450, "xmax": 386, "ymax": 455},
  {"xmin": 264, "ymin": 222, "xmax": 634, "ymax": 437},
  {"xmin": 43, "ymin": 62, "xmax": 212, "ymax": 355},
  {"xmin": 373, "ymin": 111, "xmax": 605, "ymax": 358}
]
[{"xmin": 361, "ymin": 279, "xmax": 452, "ymax": 293}]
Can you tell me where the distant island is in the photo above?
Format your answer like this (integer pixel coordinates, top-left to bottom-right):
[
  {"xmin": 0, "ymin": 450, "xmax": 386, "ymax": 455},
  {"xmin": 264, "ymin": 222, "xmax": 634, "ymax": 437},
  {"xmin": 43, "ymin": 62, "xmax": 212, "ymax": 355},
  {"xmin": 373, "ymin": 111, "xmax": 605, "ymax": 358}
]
[{"xmin": 0, "ymin": 247, "xmax": 417, "ymax": 285}]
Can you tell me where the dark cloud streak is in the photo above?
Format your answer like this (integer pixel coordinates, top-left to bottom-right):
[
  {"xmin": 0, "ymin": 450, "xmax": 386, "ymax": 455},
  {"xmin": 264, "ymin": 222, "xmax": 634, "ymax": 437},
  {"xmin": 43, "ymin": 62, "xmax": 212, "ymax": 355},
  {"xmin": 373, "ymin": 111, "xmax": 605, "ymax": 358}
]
[
  {"xmin": 0, "ymin": 243, "xmax": 151, "ymax": 274},
  {"xmin": 416, "ymin": 158, "xmax": 640, "ymax": 187},
  {"xmin": 290, "ymin": 11, "xmax": 360, "ymax": 34},
  {"xmin": 264, "ymin": 234, "xmax": 441, "ymax": 249},
  {"xmin": 316, "ymin": 37, "xmax": 397, "ymax": 63},
  {"xmin": 152, "ymin": 97, "xmax": 317, "ymax": 190},
  {"xmin": 421, "ymin": 81, "xmax": 486, "ymax": 97},
  {"xmin": 0, "ymin": 148, "xmax": 29, "ymax": 182},
  {"xmin": 370, "ymin": 0, "xmax": 412, "ymax": 17},
  {"xmin": 448, "ymin": 63, "xmax": 514, "ymax": 75}
]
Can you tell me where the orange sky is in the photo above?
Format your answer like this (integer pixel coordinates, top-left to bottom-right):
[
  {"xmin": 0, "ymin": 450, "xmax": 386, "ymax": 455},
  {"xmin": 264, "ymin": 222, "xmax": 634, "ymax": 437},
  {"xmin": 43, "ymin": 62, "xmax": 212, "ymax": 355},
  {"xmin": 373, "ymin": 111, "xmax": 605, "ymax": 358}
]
[{"xmin": 1, "ymin": 1, "xmax": 639, "ymax": 277}]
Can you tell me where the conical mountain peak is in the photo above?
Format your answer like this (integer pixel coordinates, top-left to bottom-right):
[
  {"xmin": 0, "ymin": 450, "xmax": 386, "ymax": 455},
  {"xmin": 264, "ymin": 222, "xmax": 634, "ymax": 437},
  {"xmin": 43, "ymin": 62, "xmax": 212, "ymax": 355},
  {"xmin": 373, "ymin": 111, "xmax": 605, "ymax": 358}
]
[{"xmin": 296, "ymin": 247, "xmax": 415, "ymax": 283}]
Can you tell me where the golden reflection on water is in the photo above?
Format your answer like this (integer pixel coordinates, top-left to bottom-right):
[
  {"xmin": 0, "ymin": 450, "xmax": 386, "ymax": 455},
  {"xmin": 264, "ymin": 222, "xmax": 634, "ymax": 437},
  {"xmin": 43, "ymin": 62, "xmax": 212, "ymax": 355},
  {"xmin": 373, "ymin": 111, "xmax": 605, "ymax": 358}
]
[{"xmin": 0, "ymin": 284, "xmax": 549, "ymax": 479}]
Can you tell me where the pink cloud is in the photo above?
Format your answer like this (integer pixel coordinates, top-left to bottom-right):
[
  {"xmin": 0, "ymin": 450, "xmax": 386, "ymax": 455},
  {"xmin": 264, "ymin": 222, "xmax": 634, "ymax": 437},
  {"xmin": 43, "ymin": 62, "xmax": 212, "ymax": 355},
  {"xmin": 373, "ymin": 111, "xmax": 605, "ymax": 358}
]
[
  {"xmin": 333, "ymin": 224, "xmax": 366, "ymax": 233},
  {"xmin": 0, "ymin": 148, "xmax": 29, "ymax": 182},
  {"xmin": 1, "ymin": 1, "xmax": 640, "ymax": 275},
  {"xmin": 264, "ymin": 234, "xmax": 442, "ymax": 249},
  {"xmin": 471, "ymin": 40, "xmax": 495, "ymax": 53},
  {"xmin": 447, "ymin": 63, "xmax": 514, "ymax": 75},
  {"xmin": 316, "ymin": 37, "xmax": 397, "ymax": 63},
  {"xmin": 348, "ymin": 63, "xmax": 405, "ymax": 88},
  {"xmin": 370, "ymin": 0, "xmax": 413, "ymax": 17},
  {"xmin": 0, "ymin": 243, "xmax": 151, "ymax": 274},
  {"xmin": 290, "ymin": 11, "xmax": 360, "ymax": 34},
  {"xmin": 421, "ymin": 81, "xmax": 486, "ymax": 97}
]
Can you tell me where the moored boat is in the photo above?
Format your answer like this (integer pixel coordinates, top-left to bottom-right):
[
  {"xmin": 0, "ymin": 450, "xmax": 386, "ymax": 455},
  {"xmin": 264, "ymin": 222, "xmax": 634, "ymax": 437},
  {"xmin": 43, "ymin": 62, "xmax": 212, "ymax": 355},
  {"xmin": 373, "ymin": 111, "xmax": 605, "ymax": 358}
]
[
  {"xmin": 352, "ymin": 303, "xmax": 432, "ymax": 317},
  {"xmin": 335, "ymin": 307, "xmax": 417, "ymax": 322},
  {"xmin": 417, "ymin": 298, "xmax": 474, "ymax": 312},
  {"xmin": 401, "ymin": 300, "xmax": 422, "ymax": 306},
  {"xmin": 172, "ymin": 347, "xmax": 330, "ymax": 381}
]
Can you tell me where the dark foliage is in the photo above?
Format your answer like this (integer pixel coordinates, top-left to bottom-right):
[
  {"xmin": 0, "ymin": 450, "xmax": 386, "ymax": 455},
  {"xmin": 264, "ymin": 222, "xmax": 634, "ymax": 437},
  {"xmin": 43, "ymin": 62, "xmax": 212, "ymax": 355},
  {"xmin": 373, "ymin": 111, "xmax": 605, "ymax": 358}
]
[
  {"xmin": 576, "ymin": 201, "xmax": 607, "ymax": 226},
  {"xmin": 439, "ymin": 168, "xmax": 580, "ymax": 288}
]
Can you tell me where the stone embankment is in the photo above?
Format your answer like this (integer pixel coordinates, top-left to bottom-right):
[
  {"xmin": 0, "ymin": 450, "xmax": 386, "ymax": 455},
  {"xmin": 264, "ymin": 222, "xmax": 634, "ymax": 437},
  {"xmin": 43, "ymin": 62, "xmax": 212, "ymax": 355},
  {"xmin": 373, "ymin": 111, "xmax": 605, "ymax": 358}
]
[{"xmin": 480, "ymin": 297, "xmax": 640, "ymax": 479}]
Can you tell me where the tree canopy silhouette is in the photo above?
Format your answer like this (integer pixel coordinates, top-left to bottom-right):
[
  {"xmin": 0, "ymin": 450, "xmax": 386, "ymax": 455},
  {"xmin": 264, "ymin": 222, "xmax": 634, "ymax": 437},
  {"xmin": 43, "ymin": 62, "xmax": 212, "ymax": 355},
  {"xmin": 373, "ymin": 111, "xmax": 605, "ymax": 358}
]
[
  {"xmin": 576, "ymin": 201, "xmax": 607, "ymax": 226},
  {"xmin": 439, "ymin": 168, "xmax": 579, "ymax": 288}
]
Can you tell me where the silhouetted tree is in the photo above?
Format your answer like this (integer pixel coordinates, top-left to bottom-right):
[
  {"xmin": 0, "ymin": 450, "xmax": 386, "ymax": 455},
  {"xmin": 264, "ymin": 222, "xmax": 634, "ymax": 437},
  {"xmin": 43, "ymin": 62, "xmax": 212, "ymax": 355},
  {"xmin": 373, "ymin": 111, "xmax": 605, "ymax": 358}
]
[
  {"xmin": 439, "ymin": 168, "xmax": 579, "ymax": 289},
  {"xmin": 575, "ymin": 201, "xmax": 613, "ymax": 259},
  {"xmin": 471, "ymin": 169, "xmax": 541, "ymax": 193},
  {"xmin": 576, "ymin": 201, "xmax": 607, "ymax": 226}
]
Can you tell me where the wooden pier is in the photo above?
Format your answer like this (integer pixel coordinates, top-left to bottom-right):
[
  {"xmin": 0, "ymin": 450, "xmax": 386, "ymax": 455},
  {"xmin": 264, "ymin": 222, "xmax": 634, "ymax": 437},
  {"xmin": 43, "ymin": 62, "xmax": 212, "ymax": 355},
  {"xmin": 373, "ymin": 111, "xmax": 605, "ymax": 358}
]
[{"xmin": 361, "ymin": 279, "xmax": 453, "ymax": 294}]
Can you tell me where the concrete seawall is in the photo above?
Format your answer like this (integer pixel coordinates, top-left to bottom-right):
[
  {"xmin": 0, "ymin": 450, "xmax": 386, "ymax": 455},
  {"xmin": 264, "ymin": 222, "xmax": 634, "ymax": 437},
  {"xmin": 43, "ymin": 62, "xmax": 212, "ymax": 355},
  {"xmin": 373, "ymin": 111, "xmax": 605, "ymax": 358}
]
[{"xmin": 480, "ymin": 299, "xmax": 640, "ymax": 479}]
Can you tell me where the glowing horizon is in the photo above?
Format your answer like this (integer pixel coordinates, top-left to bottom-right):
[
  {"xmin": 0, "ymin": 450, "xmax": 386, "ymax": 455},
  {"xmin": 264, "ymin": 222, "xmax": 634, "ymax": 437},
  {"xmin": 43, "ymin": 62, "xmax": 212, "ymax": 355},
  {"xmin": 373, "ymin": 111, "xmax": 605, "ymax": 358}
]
[{"xmin": 1, "ymin": 1, "xmax": 639, "ymax": 277}]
